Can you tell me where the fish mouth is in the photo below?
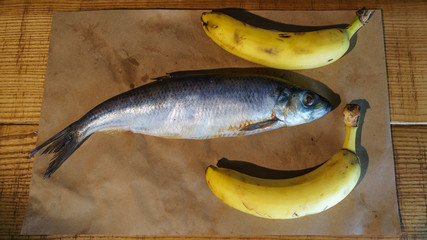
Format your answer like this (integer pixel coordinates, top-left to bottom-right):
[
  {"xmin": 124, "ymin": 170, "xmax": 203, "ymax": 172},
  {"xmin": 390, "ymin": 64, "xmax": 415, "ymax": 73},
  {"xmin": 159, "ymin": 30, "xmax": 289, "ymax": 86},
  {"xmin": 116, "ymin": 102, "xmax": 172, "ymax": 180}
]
[{"xmin": 311, "ymin": 99, "xmax": 332, "ymax": 120}]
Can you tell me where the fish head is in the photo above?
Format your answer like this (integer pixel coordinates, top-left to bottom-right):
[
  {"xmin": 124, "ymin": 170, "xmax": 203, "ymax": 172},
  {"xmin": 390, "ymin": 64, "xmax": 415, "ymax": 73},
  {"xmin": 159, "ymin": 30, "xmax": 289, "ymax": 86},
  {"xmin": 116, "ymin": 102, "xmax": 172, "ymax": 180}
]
[{"xmin": 275, "ymin": 88, "xmax": 331, "ymax": 126}]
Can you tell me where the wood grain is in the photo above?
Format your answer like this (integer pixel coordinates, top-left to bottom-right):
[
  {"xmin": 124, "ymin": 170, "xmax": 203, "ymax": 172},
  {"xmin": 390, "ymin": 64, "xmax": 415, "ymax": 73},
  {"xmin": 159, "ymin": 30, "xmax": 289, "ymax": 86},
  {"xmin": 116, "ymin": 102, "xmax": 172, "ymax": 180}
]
[
  {"xmin": 0, "ymin": 0, "xmax": 426, "ymax": 239},
  {"xmin": 0, "ymin": 12, "xmax": 48, "ymax": 124},
  {"xmin": 393, "ymin": 126, "xmax": 427, "ymax": 235}
]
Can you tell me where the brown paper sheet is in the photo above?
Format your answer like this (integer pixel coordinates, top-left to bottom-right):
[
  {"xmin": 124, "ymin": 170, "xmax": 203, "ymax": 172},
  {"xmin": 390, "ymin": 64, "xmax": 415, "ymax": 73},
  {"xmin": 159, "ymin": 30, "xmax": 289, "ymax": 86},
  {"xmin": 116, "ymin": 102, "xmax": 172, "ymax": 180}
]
[{"xmin": 21, "ymin": 10, "xmax": 400, "ymax": 235}]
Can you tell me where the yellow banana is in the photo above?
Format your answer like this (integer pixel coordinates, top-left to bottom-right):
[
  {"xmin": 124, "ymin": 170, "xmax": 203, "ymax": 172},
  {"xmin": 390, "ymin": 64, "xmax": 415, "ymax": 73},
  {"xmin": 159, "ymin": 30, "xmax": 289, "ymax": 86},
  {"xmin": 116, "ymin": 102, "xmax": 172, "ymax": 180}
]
[
  {"xmin": 201, "ymin": 9, "xmax": 375, "ymax": 70},
  {"xmin": 205, "ymin": 104, "xmax": 362, "ymax": 219}
]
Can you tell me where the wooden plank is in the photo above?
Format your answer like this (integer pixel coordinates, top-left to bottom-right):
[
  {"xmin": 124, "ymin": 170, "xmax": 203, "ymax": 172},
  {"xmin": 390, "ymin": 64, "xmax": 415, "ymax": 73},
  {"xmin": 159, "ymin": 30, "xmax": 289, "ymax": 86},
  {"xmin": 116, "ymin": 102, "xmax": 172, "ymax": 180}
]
[
  {"xmin": 0, "ymin": 12, "xmax": 49, "ymax": 124},
  {"xmin": 392, "ymin": 126, "xmax": 427, "ymax": 234},
  {"xmin": 0, "ymin": 0, "xmax": 427, "ymax": 124},
  {"xmin": 1, "ymin": 124, "xmax": 426, "ymax": 239},
  {"xmin": 384, "ymin": 4, "xmax": 427, "ymax": 123},
  {"xmin": 0, "ymin": 124, "xmax": 36, "ymax": 239}
]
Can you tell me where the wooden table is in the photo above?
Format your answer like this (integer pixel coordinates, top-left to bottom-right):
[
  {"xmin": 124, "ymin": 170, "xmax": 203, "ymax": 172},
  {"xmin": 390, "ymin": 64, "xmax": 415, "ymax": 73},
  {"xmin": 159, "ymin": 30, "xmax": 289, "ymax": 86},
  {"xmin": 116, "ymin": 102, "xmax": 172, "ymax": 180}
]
[{"xmin": 0, "ymin": 1, "xmax": 425, "ymax": 239}]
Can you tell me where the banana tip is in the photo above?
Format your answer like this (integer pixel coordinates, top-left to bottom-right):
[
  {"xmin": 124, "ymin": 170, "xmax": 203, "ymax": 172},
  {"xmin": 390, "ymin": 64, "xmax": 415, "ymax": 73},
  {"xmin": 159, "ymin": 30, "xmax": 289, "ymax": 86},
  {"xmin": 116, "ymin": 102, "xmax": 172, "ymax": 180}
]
[
  {"xmin": 201, "ymin": 14, "xmax": 207, "ymax": 25},
  {"xmin": 344, "ymin": 104, "xmax": 360, "ymax": 127},
  {"xmin": 357, "ymin": 7, "xmax": 375, "ymax": 25},
  {"xmin": 205, "ymin": 165, "xmax": 216, "ymax": 174}
]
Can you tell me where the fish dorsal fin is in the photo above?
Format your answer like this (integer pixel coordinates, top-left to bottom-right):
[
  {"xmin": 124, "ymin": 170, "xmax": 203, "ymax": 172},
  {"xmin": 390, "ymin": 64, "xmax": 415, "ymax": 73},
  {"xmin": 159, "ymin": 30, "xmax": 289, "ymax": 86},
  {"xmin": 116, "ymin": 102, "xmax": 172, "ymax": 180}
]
[{"xmin": 240, "ymin": 118, "xmax": 278, "ymax": 131}]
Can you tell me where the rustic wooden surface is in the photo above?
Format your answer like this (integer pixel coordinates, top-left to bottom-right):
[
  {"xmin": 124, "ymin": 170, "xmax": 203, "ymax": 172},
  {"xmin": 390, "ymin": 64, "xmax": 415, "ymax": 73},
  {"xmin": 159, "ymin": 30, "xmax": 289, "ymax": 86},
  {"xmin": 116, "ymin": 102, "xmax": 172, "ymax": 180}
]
[{"xmin": 0, "ymin": 0, "xmax": 426, "ymax": 239}]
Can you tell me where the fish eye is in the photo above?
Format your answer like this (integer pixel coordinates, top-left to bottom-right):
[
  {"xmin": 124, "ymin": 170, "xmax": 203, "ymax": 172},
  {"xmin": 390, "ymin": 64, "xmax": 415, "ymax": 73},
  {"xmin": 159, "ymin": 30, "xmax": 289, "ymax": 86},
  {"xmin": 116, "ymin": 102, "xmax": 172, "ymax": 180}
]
[{"xmin": 302, "ymin": 92, "xmax": 316, "ymax": 107}]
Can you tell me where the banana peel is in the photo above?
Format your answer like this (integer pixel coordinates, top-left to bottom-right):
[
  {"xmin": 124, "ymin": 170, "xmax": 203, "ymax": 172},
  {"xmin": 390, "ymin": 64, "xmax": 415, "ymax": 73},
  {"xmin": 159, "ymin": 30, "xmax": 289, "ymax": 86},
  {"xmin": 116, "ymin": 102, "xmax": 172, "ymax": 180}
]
[
  {"xmin": 201, "ymin": 9, "xmax": 375, "ymax": 70},
  {"xmin": 205, "ymin": 104, "xmax": 362, "ymax": 219}
]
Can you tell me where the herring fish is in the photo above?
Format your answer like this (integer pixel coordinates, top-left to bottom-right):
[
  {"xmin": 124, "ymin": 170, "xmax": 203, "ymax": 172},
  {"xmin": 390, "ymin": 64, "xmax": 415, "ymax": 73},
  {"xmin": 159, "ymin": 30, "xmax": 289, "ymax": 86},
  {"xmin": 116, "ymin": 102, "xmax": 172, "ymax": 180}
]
[{"xmin": 30, "ymin": 72, "xmax": 332, "ymax": 178}]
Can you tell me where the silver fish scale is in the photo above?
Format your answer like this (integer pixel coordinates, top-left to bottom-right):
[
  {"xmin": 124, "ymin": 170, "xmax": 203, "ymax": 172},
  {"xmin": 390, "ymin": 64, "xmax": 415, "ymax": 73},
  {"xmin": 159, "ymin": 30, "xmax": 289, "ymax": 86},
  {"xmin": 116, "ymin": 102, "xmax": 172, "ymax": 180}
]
[{"xmin": 79, "ymin": 75, "xmax": 286, "ymax": 139}]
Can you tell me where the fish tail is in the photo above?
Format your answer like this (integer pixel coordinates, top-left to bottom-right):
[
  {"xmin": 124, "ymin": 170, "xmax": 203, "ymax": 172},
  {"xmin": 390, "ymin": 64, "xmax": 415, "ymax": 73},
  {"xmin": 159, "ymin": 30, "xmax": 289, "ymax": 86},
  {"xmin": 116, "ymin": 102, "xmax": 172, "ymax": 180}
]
[{"xmin": 29, "ymin": 123, "xmax": 90, "ymax": 179}]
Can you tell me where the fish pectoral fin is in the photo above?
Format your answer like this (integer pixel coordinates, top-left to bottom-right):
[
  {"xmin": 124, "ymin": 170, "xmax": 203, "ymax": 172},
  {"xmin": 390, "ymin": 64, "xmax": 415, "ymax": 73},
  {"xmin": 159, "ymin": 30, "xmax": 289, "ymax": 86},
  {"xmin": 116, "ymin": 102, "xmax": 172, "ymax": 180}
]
[{"xmin": 240, "ymin": 119, "xmax": 279, "ymax": 131}]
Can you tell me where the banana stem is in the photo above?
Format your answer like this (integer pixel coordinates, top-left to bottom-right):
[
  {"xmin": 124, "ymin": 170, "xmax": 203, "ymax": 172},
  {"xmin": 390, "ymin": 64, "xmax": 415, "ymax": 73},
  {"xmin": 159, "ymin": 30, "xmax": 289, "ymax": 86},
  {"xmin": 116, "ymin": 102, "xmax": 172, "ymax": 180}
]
[
  {"xmin": 343, "ymin": 126, "xmax": 357, "ymax": 153},
  {"xmin": 345, "ymin": 8, "xmax": 375, "ymax": 39},
  {"xmin": 342, "ymin": 104, "xmax": 360, "ymax": 153}
]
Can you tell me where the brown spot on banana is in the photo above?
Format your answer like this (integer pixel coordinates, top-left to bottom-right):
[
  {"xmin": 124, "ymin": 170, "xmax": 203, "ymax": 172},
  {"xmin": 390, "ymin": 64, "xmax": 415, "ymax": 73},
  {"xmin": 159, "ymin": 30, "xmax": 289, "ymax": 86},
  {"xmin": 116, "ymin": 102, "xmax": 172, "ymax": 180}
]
[
  {"xmin": 234, "ymin": 30, "xmax": 242, "ymax": 45},
  {"xmin": 278, "ymin": 33, "xmax": 291, "ymax": 38},
  {"xmin": 263, "ymin": 47, "xmax": 279, "ymax": 55}
]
